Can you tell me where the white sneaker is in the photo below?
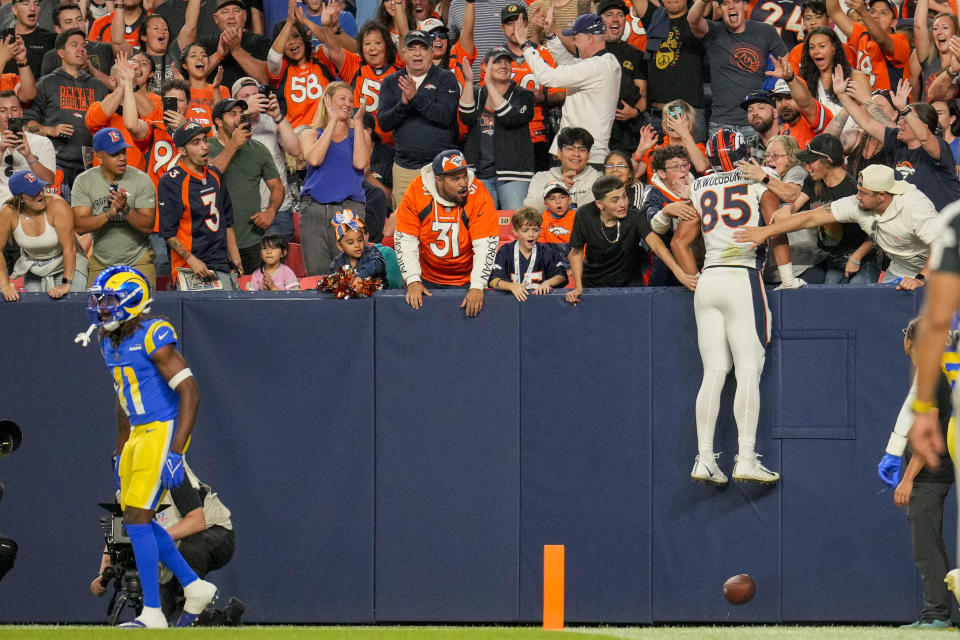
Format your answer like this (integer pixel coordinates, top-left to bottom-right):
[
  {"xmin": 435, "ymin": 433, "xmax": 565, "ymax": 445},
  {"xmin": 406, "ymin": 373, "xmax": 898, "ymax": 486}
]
[
  {"xmin": 183, "ymin": 578, "xmax": 219, "ymax": 615},
  {"xmin": 945, "ymin": 569, "xmax": 960, "ymax": 606},
  {"xmin": 691, "ymin": 454, "xmax": 728, "ymax": 485},
  {"xmin": 119, "ymin": 606, "xmax": 167, "ymax": 628},
  {"xmin": 732, "ymin": 454, "xmax": 780, "ymax": 484}
]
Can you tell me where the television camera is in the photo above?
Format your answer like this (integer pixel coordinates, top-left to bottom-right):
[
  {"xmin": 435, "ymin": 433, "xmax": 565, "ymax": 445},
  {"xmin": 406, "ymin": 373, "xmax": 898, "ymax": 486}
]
[{"xmin": 0, "ymin": 419, "xmax": 21, "ymax": 583}]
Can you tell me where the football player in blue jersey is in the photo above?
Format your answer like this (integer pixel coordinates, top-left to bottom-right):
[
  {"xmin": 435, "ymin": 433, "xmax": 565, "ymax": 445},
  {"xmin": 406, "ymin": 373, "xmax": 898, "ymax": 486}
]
[{"xmin": 75, "ymin": 266, "xmax": 218, "ymax": 628}]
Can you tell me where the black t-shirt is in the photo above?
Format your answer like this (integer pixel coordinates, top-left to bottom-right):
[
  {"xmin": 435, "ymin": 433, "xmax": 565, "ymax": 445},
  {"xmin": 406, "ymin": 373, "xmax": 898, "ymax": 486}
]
[
  {"xmin": 476, "ymin": 106, "xmax": 496, "ymax": 179},
  {"xmin": 157, "ymin": 0, "xmax": 219, "ymax": 42},
  {"xmin": 5, "ymin": 27, "xmax": 55, "ymax": 80},
  {"xmin": 199, "ymin": 31, "xmax": 271, "ymax": 90},
  {"xmin": 640, "ymin": 5, "xmax": 705, "ymax": 107},
  {"xmin": 884, "ymin": 127, "xmax": 960, "ymax": 211},
  {"xmin": 569, "ymin": 202, "xmax": 652, "ymax": 287},
  {"xmin": 605, "ymin": 40, "xmax": 646, "ymax": 106},
  {"xmin": 800, "ymin": 173, "xmax": 867, "ymax": 259},
  {"xmin": 904, "ymin": 371, "xmax": 954, "ymax": 484},
  {"xmin": 166, "ymin": 477, "xmax": 204, "ymax": 516}
]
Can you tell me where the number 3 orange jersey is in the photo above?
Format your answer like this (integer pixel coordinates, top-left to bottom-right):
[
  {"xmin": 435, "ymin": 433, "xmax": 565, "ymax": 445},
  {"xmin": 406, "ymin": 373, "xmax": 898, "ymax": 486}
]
[{"xmin": 395, "ymin": 172, "xmax": 500, "ymax": 287}]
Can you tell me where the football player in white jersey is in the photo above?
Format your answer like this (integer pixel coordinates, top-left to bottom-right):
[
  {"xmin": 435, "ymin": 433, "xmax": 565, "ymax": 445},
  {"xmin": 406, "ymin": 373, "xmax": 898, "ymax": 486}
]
[{"xmin": 684, "ymin": 128, "xmax": 804, "ymax": 485}]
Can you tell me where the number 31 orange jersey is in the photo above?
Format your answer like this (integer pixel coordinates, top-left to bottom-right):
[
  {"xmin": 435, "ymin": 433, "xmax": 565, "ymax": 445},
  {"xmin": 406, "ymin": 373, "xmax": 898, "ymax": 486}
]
[{"xmin": 395, "ymin": 174, "xmax": 500, "ymax": 287}]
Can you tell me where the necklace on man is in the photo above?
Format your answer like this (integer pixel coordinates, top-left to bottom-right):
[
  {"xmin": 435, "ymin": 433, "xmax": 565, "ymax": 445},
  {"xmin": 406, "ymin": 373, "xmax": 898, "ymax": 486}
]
[{"xmin": 600, "ymin": 219, "xmax": 620, "ymax": 243}]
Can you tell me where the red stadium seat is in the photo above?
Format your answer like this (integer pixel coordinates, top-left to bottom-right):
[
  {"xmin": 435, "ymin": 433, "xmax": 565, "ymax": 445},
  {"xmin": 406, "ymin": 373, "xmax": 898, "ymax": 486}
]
[
  {"xmin": 293, "ymin": 210, "xmax": 300, "ymax": 243},
  {"xmin": 498, "ymin": 211, "xmax": 515, "ymax": 242},
  {"xmin": 287, "ymin": 243, "xmax": 306, "ymax": 278},
  {"xmin": 380, "ymin": 235, "xmax": 395, "ymax": 249},
  {"xmin": 155, "ymin": 275, "xmax": 174, "ymax": 292},
  {"xmin": 299, "ymin": 275, "xmax": 323, "ymax": 290},
  {"xmin": 12, "ymin": 276, "xmax": 23, "ymax": 291},
  {"xmin": 238, "ymin": 274, "xmax": 253, "ymax": 291}
]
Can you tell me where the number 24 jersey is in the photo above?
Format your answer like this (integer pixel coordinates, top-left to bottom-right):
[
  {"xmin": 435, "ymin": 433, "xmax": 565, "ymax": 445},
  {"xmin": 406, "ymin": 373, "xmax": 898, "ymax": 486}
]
[{"xmin": 690, "ymin": 169, "xmax": 772, "ymax": 270}]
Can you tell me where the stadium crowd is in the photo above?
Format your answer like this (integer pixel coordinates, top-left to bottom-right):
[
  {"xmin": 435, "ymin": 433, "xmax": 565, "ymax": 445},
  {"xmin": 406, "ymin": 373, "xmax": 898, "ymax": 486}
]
[{"xmin": 0, "ymin": 0, "xmax": 954, "ymax": 300}]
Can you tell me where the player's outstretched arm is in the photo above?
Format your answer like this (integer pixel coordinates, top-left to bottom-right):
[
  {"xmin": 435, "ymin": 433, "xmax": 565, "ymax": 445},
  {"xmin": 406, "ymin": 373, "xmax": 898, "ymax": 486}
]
[
  {"xmin": 734, "ymin": 204, "xmax": 835, "ymax": 248},
  {"xmin": 645, "ymin": 231, "xmax": 698, "ymax": 292},
  {"xmin": 151, "ymin": 345, "xmax": 200, "ymax": 457},
  {"xmin": 909, "ymin": 271, "xmax": 960, "ymax": 467}
]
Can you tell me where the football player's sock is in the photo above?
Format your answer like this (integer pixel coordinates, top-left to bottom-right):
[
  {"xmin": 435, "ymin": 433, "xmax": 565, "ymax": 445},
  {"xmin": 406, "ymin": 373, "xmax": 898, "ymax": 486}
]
[
  {"xmin": 127, "ymin": 523, "xmax": 162, "ymax": 608},
  {"xmin": 696, "ymin": 368, "xmax": 727, "ymax": 457},
  {"xmin": 151, "ymin": 521, "xmax": 199, "ymax": 587},
  {"xmin": 734, "ymin": 367, "xmax": 760, "ymax": 458}
]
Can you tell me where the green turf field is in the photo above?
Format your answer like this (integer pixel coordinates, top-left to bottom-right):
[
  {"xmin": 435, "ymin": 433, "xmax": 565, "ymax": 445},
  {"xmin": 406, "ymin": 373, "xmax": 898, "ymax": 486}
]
[{"xmin": 0, "ymin": 626, "xmax": 918, "ymax": 639}]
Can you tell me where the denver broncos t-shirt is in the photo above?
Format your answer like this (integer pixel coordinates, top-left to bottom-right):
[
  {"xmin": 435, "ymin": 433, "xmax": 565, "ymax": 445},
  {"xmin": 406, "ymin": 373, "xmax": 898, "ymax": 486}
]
[{"xmin": 884, "ymin": 126, "xmax": 960, "ymax": 211}]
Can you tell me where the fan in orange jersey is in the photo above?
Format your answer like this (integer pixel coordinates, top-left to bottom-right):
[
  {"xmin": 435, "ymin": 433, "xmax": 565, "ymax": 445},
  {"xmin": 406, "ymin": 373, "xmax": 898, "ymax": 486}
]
[
  {"xmin": 325, "ymin": 21, "xmax": 400, "ymax": 146},
  {"xmin": 827, "ymin": 0, "xmax": 910, "ymax": 90},
  {"xmin": 180, "ymin": 43, "xmax": 230, "ymax": 127},
  {"xmin": 394, "ymin": 150, "xmax": 500, "ymax": 316},
  {"xmin": 419, "ymin": 10, "xmax": 476, "ymax": 139},
  {"xmin": 268, "ymin": 8, "xmax": 336, "ymax": 128},
  {"xmin": 498, "ymin": 3, "xmax": 565, "ymax": 170},
  {"xmin": 86, "ymin": 52, "xmax": 162, "ymax": 172},
  {"xmin": 538, "ymin": 180, "xmax": 576, "ymax": 247}
]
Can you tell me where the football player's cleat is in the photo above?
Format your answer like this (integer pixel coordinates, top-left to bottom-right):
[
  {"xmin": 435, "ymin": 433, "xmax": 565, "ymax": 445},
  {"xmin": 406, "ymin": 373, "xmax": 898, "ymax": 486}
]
[
  {"xmin": 691, "ymin": 453, "xmax": 728, "ymax": 485},
  {"xmin": 177, "ymin": 578, "xmax": 219, "ymax": 627},
  {"xmin": 118, "ymin": 606, "xmax": 167, "ymax": 628},
  {"xmin": 732, "ymin": 454, "xmax": 780, "ymax": 484}
]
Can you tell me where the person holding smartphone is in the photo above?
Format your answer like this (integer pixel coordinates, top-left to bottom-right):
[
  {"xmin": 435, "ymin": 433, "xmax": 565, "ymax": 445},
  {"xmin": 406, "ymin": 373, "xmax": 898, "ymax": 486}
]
[
  {"xmin": 208, "ymin": 98, "xmax": 285, "ymax": 274},
  {"xmin": 0, "ymin": 89, "xmax": 54, "ymax": 204}
]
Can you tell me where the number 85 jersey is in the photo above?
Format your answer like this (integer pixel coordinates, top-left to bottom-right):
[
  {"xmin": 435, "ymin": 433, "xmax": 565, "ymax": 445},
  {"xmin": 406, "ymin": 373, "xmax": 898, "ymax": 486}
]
[
  {"xmin": 691, "ymin": 168, "xmax": 775, "ymax": 271},
  {"xmin": 158, "ymin": 161, "xmax": 235, "ymax": 275}
]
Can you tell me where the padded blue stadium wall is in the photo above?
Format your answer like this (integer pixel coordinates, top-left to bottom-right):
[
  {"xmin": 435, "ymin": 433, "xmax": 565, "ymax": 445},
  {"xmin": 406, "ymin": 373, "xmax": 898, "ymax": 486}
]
[{"xmin": 0, "ymin": 286, "xmax": 943, "ymax": 623}]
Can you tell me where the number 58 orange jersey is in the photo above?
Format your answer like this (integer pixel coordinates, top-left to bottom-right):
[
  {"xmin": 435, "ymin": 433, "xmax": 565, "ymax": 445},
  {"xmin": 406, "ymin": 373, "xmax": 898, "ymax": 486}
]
[{"xmin": 394, "ymin": 173, "xmax": 500, "ymax": 287}]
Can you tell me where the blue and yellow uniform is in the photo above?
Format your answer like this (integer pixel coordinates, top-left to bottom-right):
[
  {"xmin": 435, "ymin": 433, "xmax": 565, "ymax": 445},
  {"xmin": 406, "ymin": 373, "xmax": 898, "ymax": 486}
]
[
  {"xmin": 157, "ymin": 161, "xmax": 234, "ymax": 276},
  {"xmin": 101, "ymin": 318, "xmax": 183, "ymax": 512}
]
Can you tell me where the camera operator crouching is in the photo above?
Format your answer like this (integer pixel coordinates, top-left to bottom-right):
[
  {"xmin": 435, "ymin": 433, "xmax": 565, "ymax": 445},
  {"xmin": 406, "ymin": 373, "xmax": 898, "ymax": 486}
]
[{"xmin": 92, "ymin": 461, "xmax": 243, "ymax": 626}]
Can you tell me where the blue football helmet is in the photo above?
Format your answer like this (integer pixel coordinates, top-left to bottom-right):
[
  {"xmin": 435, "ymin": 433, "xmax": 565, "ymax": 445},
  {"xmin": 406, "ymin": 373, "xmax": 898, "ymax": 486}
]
[{"xmin": 85, "ymin": 266, "xmax": 152, "ymax": 332}]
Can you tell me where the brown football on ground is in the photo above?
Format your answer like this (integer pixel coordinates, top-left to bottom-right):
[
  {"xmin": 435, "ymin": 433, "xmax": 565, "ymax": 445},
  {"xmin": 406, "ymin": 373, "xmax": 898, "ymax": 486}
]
[{"xmin": 722, "ymin": 574, "xmax": 756, "ymax": 605}]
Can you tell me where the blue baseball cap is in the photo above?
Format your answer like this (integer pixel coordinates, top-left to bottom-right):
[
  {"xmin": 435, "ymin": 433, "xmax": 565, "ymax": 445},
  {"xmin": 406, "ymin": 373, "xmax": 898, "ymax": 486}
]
[
  {"xmin": 9, "ymin": 169, "xmax": 48, "ymax": 196},
  {"xmin": 562, "ymin": 13, "xmax": 606, "ymax": 36},
  {"xmin": 92, "ymin": 128, "xmax": 131, "ymax": 154},
  {"xmin": 172, "ymin": 121, "xmax": 211, "ymax": 147},
  {"xmin": 432, "ymin": 149, "xmax": 468, "ymax": 175}
]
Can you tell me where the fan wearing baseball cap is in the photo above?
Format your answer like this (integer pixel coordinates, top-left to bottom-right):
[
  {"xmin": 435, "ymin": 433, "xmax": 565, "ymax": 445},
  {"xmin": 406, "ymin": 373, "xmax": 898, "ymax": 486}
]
[
  {"xmin": 787, "ymin": 133, "xmax": 878, "ymax": 284},
  {"xmin": 538, "ymin": 180, "xmax": 576, "ymax": 246},
  {"xmin": 833, "ymin": 66, "xmax": 960, "ymax": 210},
  {"xmin": 734, "ymin": 164, "xmax": 940, "ymax": 290},
  {"xmin": 0, "ymin": 169, "xmax": 87, "ymax": 301},
  {"xmin": 73, "ymin": 127, "xmax": 159, "ymax": 288},
  {"xmin": 378, "ymin": 29, "xmax": 460, "ymax": 208},
  {"xmin": 393, "ymin": 149, "xmax": 499, "ymax": 316},
  {"xmin": 521, "ymin": 12, "xmax": 621, "ymax": 164},
  {"xmin": 458, "ymin": 46, "xmax": 534, "ymax": 210},
  {"xmin": 765, "ymin": 57, "xmax": 833, "ymax": 149},
  {"xmin": 195, "ymin": 0, "xmax": 272, "ymax": 90},
  {"xmin": 498, "ymin": 3, "xmax": 564, "ymax": 171},
  {"xmin": 157, "ymin": 121, "xmax": 242, "ymax": 289}
]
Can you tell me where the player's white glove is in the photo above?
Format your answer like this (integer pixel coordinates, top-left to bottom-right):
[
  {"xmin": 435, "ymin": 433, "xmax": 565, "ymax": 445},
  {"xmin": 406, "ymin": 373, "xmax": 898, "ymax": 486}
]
[
  {"xmin": 775, "ymin": 263, "xmax": 807, "ymax": 290},
  {"xmin": 775, "ymin": 278, "xmax": 807, "ymax": 290}
]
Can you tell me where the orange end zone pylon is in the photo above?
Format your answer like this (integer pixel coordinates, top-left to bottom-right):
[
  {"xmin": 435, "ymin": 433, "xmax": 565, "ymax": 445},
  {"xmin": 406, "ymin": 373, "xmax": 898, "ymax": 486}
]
[{"xmin": 543, "ymin": 544, "xmax": 565, "ymax": 630}]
